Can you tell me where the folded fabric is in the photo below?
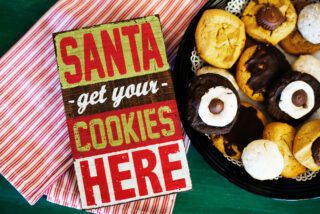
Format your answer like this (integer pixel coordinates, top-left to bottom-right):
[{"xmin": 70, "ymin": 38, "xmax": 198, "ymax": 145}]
[{"xmin": 0, "ymin": 0, "xmax": 205, "ymax": 212}]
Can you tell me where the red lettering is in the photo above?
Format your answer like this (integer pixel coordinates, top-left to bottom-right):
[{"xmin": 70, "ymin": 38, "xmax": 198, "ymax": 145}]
[
  {"xmin": 108, "ymin": 153, "xmax": 136, "ymax": 200},
  {"xmin": 80, "ymin": 158, "xmax": 110, "ymax": 206},
  {"xmin": 122, "ymin": 25, "xmax": 141, "ymax": 72},
  {"xmin": 141, "ymin": 23, "xmax": 164, "ymax": 71},
  {"xmin": 159, "ymin": 143, "xmax": 186, "ymax": 191},
  {"xmin": 101, "ymin": 29, "xmax": 126, "ymax": 77},
  {"xmin": 60, "ymin": 37, "xmax": 82, "ymax": 84},
  {"xmin": 84, "ymin": 33, "xmax": 105, "ymax": 81},
  {"xmin": 132, "ymin": 149, "xmax": 162, "ymax": 196}
]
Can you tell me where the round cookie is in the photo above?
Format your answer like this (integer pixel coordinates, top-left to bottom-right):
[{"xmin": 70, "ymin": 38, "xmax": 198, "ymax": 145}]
[
  {"xmin": 195, "ymin": 66, "xmax": 239, "ymax": 90},
  {"xmin": 292, "ymin": 55, "xmax": 320, "ymax": 83},
  {"xmin": 195, "ymin": 9, "xmax": 246, "ymax": 69},
  {"xmin": 242, "ymin": 0, "xmax": 297, "ymax": 45},
  {"xmin": 280, "ymin": 30, "xmax": 320, "ymax": 55},
  {"xmin": 242, "ymin": 139, "xmax": 284, "ymax": 181},
  {"xmin": 236, "ymin": 44, "xmax": 290, "ymax": 102},
  {"xmin": 298, "ymin": 3, "xmax": 320, "ymax": 44},
  {"xmin": 212, "ymin": 102, "xmax": 267, "ymax": 160},
  {"xmin": 293, "ymin": 120, "xmax": 320, "ymax": 171},
  {"xmin": 266, "ymin": 71, "xmax": 320, "ymax": 125},
  {"xmin": 187, "ymin": 73, "xmax": 240, "ymax": 135},
  {"xmin": 263, "ymin": 122, "xmax": 306, "ymax": 178}
]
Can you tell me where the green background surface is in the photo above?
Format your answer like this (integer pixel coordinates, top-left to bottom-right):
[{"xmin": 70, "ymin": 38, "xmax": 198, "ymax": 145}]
[{"xmin": 1, "ymin": 1, "xmax": 320, "ymax": 213}]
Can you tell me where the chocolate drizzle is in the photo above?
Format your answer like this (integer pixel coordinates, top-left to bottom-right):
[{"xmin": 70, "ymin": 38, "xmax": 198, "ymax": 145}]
[
  {"xmin": 246, "ymin": 44, "xmax": 290, "ymax": 94},
  {"xmin": 312, "ymin": 137, "xmax": 320, "ymax": 166},
  {"xmin": 223, "ymin": 105, "xmax": 265, "ymax": 156}
]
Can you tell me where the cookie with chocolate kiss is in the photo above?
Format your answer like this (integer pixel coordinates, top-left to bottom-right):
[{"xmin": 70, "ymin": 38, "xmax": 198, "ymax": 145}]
[
  {"xmin": 266, "ymin": 71, "xmax": 320, "ymax": 125},
  {"xmin": 242, "ymin": 0, "xmax": 297, "ymax": 45},
  {"xmin": 187, "ymin": 73, "xmax": 240, "ymax": 135}
]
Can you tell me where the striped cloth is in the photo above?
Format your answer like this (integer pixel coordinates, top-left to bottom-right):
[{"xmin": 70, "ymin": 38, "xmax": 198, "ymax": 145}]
[{"xmin": 0, "ymin": 0, "xmax": 206, "ymax": 212}]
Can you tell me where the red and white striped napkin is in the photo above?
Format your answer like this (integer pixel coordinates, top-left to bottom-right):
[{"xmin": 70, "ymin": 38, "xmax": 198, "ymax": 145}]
[{"xmin": 0, "ymin": 0, "xmax": 206, "ymax": 212}]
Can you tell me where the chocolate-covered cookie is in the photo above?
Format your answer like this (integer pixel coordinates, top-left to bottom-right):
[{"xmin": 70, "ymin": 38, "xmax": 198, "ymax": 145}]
[
  {"xmin": 187, "ymin": 73, "xmax": 240, "ymax": 135},
  {"xmin": 267, "ymin": 71, "xmax": 320, "ymax": 125},
  {"xmin": 236, "ymin": 43, "xmax": 291, "ymax": 102},
  {"xmin": 212, "ymin": 102, "xmax": 267, "ymax": 160}
]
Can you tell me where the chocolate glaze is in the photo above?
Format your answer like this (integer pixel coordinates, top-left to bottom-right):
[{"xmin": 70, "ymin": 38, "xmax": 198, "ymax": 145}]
[
  {"xmin": 223, "ymin": 105, "xmax": 265, "ymax": 156},
  {"xmin": 312, "ymin": 137, "xmax": 320, "ymax": 166},
  {"xmin": 187, "ymin": 73, "xmax": 240, "ymax": 135},
  {"xmin": 246, "ymin": 44, "xmax": 290, "ymax": 94},
  {"xmin": 267, "ymin": 71, "xmax": 320, "ymax": 125}
]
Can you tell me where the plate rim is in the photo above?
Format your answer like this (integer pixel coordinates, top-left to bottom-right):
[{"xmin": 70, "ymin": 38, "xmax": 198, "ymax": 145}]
[{"xmin": 173, "ymin": 0, "xmax": 320, "ymax": 200}]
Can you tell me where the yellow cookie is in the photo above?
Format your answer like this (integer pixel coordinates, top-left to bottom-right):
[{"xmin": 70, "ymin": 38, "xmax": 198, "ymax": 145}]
[
  {"xmin": 195, "ymin": 9, "xmax": 246, "ymax": 69},
  {"xmin": 242, "ymin": 0, "xmax": 297, "ymax": 45},
  {"xmin": 280, "ymin": 30, "xmax": 320, "ymax": 55},
  {"xmin": 263, "ymin": 122, "xmax": 306, "ymax": 178},
  {"xmin": 293, "ymin": 120, "xmax": 320, "ymax": 172}
]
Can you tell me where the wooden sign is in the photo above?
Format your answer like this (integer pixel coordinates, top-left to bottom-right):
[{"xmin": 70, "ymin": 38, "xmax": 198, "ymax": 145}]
[{"xmin": 53, "ymin": 15, "xmax": 192, "ymax": 209}]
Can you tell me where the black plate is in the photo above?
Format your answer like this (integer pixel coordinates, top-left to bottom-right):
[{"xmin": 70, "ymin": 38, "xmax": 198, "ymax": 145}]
[{"xmin": 173, "ymin": 0, "xmax": 320, "ymax": 200}]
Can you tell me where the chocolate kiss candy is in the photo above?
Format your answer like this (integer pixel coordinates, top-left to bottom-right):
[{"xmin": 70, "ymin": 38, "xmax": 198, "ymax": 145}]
[
  {"xmin": 256, "ymin": 5, "xmax": 285, "ymax": 31},
  {"xmin": 209, "ymin": 98, "xmax": 224, "ymax": 114},
  {"xmin": 292, "ymin": 89, "xmax": 308, "ymax": 107}
]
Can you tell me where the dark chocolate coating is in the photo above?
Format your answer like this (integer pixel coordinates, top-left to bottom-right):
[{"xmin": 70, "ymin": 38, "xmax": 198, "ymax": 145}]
[
  {"xmin": 312, "ymin": 137, "xmax": 320, "ymax": 166},
  {"xmin": 187, "ymin": 73, "xmax": 240, "ymax": 135},
  {"xmin": 267, "ymin": 71, "xmax": 320, "ymax": 125},
  {"xmin": 246, "ymin": 43, "xmax": 290, "ymax": 95},
  {"xmin": 223, "ymin": 104, "xmax": 265, "ymax": 156}
]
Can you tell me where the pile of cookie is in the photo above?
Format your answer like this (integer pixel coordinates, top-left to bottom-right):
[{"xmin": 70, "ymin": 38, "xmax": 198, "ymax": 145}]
[{"xmin": 187, "ymin": 0, "xmax": 320, "ymax": 181}]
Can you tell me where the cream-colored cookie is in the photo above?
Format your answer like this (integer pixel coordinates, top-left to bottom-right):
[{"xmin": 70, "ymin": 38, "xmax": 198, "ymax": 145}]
[{"xmin": 298, "ymin": 3, "xmax": 320, "ymax": 44}]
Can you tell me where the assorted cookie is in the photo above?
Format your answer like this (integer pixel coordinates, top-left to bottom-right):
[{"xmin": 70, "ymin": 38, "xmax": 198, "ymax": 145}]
[
  {"xmin": 266, "ymin": 71, "xmax": 320, "ymax": 125},
  {"xmin": 195, "ymin": 9, "xmax": 246, "ymax": 69},
  {"xmin": 280, "ymin": 2, "xmax": 320, "ymax": 55},
  {"xmin": 189, "ymin": 0, "xmax": 320, "ymax": 181},
  {"xmin": 241, "ymin": 0, "xmax": 297, "ymax": 45},
  {"xmin": 187, "ymin": 73, "xmax": 240, "ymax": 135},
  {"xmin": 263, "ymin": 122, "xmax": 306, "ymax": 178},
  {"xmin": 292, "ymin": 55, "xmax": 320, "ymax": 82},
  {"xmin": 212, "ymin": 102, "xmax": 267, "ymax": 160},
  {"xmin": 280, "ymin": 30, "xmax": 320, "ymax": 55},
  {"xmin": 236, "ymin": 44, "xmax": 290, "ymax": 102},
  {"xmin": 297, "ymin": 3, "xmax": 320, "ymax": 45},
  {"xmin": 293, "ymin": 120, "xmax": 320, "ymax": 171},
  {"xmin": 242, "ymin": 139, "xmax": 284, "ymax": 181}
]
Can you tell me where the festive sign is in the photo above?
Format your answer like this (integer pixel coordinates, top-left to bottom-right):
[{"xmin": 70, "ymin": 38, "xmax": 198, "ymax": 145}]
[{"xmin": 53, "ymin": 16, "xmax": 191, "ymax": 209}]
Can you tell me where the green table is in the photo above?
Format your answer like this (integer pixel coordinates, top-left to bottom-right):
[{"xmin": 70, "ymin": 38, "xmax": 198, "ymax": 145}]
[{"xmin": 1, "ymin": 1, "xmax": 320, "ymax": 213}]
